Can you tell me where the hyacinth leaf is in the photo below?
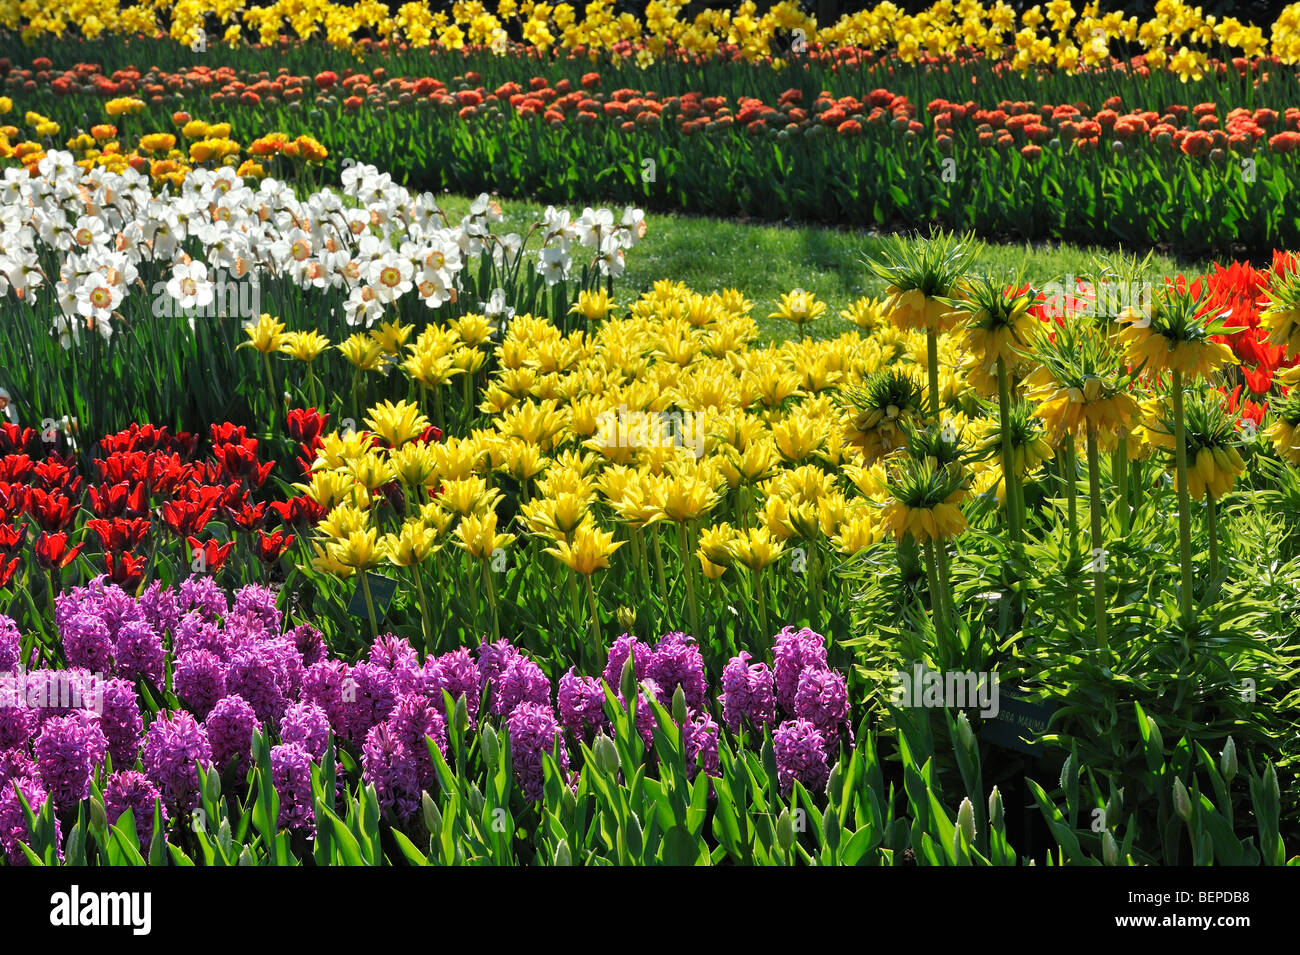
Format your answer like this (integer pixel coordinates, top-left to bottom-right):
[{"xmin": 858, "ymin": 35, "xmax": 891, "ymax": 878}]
[
  {"xmin": 65, "ymin": 814, "xmax": 87, "ymax": 868},
  {"xmin": 661, "ymin": 825, "xmax": 705, "ymax": 866},
  {"xmin": 320, "ymin": 805, "xmax": 366, "ymax": 867},
  {"xmin": 110, "ymin": 811, "xmax": 147, "ymax": 867},
  {"xmin": 149, "ymin": 800, "xmax": 168, "ymax": 867},
  {"xmin": 390, "ymin": 829, "xmax": 432, "ymax": 866}
]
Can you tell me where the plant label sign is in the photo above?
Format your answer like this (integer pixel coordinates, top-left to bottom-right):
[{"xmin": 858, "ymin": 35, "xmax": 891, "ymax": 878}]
[
  {"xmin": 347, "ymin": 572, "xmax": 398, "ymax": 622},
  {"xmin": 980, "ymin": 691, "xmax": 1056, "ymax": 756}
]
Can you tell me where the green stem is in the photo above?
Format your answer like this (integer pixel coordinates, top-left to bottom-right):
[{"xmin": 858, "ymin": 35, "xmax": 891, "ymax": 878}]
[
  {"xmin": 359, "ymin": 570, "xmax": 379, "ymax": 639},
  {"xmin": 1172, "ymin": 370, "xmax": 1195, "ymax": 625},
  {"xmin": 1086, "ymin": 427, "xmax": 1109, "ymax": 651},
  {"xmin": 412, "ymin": 561, "xmax": 433, "ymax": 653},
  {"xmin": 1207, "ymin": 493, "xmax": 1219, "ymax": 580},
  {"xmin": 755, "ymin": 566, "xmax": 769, "ymax": 646},
  {"xmin": 996, "ymin": 357, "xmax": 1023, "ymax": 544},
  {"xmin": 923, "ymin": 539, "xmax": 949, "ymax": 657},
  {"xmin": 1115, "ymin": 436, "xmax": 1130, "ymax": 536},
  {"xmin": 678, "ymin": 522, "xmax": 700, "ymax": 639},
  {"xmin": 482, "ymin": 558, "xmax": 499, "ymax": 642},
  {"xmin": 584, "ymin": 573, "xmax": 601, "ymax": 647}
]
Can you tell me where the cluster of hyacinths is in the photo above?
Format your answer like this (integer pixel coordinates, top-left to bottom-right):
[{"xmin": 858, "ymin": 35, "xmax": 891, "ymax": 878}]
[
  {"xmin": 0, "ymin": 155, "xmax": 643, "ymax": 345},
  {"xmin": 0, "ymin": 574, "xmax": 848, "ymax": 864}
]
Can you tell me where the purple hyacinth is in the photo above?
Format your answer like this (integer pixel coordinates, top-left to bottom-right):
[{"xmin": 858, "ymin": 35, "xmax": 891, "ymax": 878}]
[
  {"xmin": 772, "ymin": 627, "xmax": 828, "ymax": 714},
  {"xmin": 60, "ymin": 614, "xmax": 114, "ymax": 674},
  {"xmin": 793, "ymin": 667, "xmax": 851, "ymax": 741},
  {"xmin": 344, "ymin": 662, "xmax": 399, "ymax": 746},
  {"xmin": 287, "ymin": 624, "xmax": 327, "ymax": 668},
  {"xmin": 258, "ymin": 636, "xmax": 306, "ymax": 701},
  {"xmin": 173, "ymin": 650, "xmax": 227, "ymax": 719},
  {"xmin": 137, "ymin": 581, "xmax": 183, "ymax": 636},
  {"xmin": 104, "ymin": 770, "xmax": 168, "ymax": 852},
  {"xmin": 557, "ymin": 668, "xmax": 609, "ymax": 742},
  {"xmin": 231, "ymin": 584, "xmax": 282, "ymax": 634},
  {"xmin": 0, "ymin": 749, "xmax": 36, "ymax": 792},
  {"xmin": 173, "ymin": 611, "xmax": 230, "ymax": 660},
  {"xmin": 647, "ymin": 632, "xmax": 708, "ymax": 710},
  {"xmin": 603, "ymin": 634, "xmax": 650, "ymax": 692},
  {"xmin": 0, "ymin": 692, "xmax": 35, "ymax": 750},
  {"xmin": 142, "ymin": 711, "xmax": 212, "ymax": 810},
  {"xmin": 491, "ymin": 654, "xmax": 550, "ymax": 718},
  {"xmin": 772, "ymin": 719, "xmax": 830, "ymax": 794},
  {"xmin": 34, "ymin": 713, "xmax": 107, "ymax": 809},
  {"xmin": 719, "ymin": 652, "xmax": 776, "ymax": 733},
  {"xmin": 270, "ymin": 743, "xmax": 315, "ymax": 830},
  {"xmin": 113, "ymin": 620, "xmax": 165, "ymax": 685},
  {"xmin": 300, "ymin": 660, "xmax": 353, "ymax": 738},
  {"xmin": 178, "ymin": 576, "xmax": 228, "ymax": 621},
  {"xmin": 476, "ymin": 638, "xmax": 519, "ymax": 693},
  {"xmin": 0, "ymin": 614, "xmax": 23, "ymax": 672},
  {"xmin": 224, "ymin": 644, "xmax": 288, "ymax": 726},
  {"xmin": 362, "ymin": 723, "xmax": 422, "ymax": 822},
  {"xmin": 98, "ymin": 678, "xmax": 143, "ymax": 767},
  {"xmin": 506, "ymin": 702, "xmax": 567, "ymax": 802},
  {"xmin": 280, "ymin": 702, "xmax": 331, "ymax": 760},
  {"xmin": 0, "ymin": 771, "xmax": 58, "ymax": 865},
  {"xmin": 204, "ymin": 695, "xmax": 261, "ymax": 770},
  {"xmin": 369, "ymin": 633, "xmax": 419, "ymax": 674},
  {"xmin": 683, "ymin": 711, "xmax": 721, "ymax": 779},
  {"xmin": 422, "ymin": 649, "xmax": 480, "ymax": 721},
  {"xmin": 388, "ymin": 694, "xmax": 447, "ymax": 793}
]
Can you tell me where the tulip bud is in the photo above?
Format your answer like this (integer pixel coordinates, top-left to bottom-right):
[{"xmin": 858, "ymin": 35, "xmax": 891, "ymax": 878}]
[
  {"xmin": 481, "ymin": 724, "xmax": 500, "ymax": 771},
  {"xmin": 1220, "ymin": 736, "xmax": 1237, "ymax": 782},
  {"xmin": 988, "ymin": 786, "xmax": 1004, "ymax": 830},
  {"xmin": 776, "ymin": 808, "xmax": 795, "ymax": 851},
  {"xmin": 238, "ymin": 846, "xmax": 256, "ymax": 866},
  {"xmin": 553, "ymin": 839, "xmax": 572, "ymax": 866},
  {"xmin": 89, "ymin": 796, "xmax": 107, "ymax": 831},
  {"xmin": 672, "ymin": 685, "xmax": 688, "ymax": 726},
  {"xmin": 593, "ymin": 734, "xmax": 621, "ymax": 776},
  {"xmin": 467, "ymin": 782, "xmax": 485, "ymax": 815},
  {"xmin": 422, "ymin": 792, "xmax": 442, "ymax": 839},
  {"xmin": 1173, "ymin": 777, "xmax": 1193, "ymax": 822},
  {"xmin": 616, "ymin": 605, "xmax": 636, "ymax": 630},
  {"xmin": 956, "ymin": 796, "xmax": 977, "ymax": 846},
  {"xmin": 1102, "ymin": 831, "xmax": 1119, "ymax": 866}
]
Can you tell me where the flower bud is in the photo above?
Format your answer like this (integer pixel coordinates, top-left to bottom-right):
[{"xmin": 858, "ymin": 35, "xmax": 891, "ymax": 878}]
[
  {"xmin": 776, "ymin": 808, "xmax": 795, "ymax": 851},
  {"xmin": 1173, "ymin": 777, "xmax": 1193, "ymax": 822},
  {"xmin": 593, "ymin": 733, "xmax": 620, "ymax": 776},
  {"xmin": 481, "ymin": 724, "xmax": 500, "ymax": 771},
  {"xmin": 956, "ymin": 796, "xmax": 977, "ymax": 846},
  {"xmin": 422, "ymin": 792, "xmax": 442, "ymax": 839},
  {"xmin": 1220, "ymin": 735, "xmax": 1237, "ymax": 782}
]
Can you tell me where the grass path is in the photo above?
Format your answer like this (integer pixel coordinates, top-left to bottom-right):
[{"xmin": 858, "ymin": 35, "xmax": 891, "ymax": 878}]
[{"xmin": 435, "ymin": 193, "xmax": 1217, "ymax": 342}]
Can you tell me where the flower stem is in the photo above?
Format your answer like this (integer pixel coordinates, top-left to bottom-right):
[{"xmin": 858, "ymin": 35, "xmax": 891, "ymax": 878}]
[
  {"xmin": 1207, "ymin": 494, "xmax": 1219, "ymax": 580},
  {"xmin": 412, "ymin": 561, "xmax": 433, "ymax": 653},
  {"xmin": 677, "ymin": 522, "xmax": 700, "ymax": 639},
  {"xmin": 584, "ymin": 573, "xmax": 601, "ymax": 647},
  {"xmin": 995, "ymin": 358, "xmax": 1023, "ymax": 544},
  {"xmin": 923, "ymin": 539, "xmax": 950, "ymax": 656},
  {"xmin": 481, "ymin": 559, "xmax": 499, "ymax": 642},
  {"xmin": 1086, "ymin": 426, "xmax": 1109, "ymax": 651},
  {"xmin": 359, "ymin": 570, "xmax": 379, "ymax": 639},
  {"xmin": 1172, "ymin": 370, "xmax": 1195, "ymax": 625}
]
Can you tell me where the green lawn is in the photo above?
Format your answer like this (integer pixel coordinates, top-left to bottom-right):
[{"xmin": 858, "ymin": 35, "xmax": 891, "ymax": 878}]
[{"xmin": 435, "ymin": 193, "xmax": 1218, "ymax": 343}]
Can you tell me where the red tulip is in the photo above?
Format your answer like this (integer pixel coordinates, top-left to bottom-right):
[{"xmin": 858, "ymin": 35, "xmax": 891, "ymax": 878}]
[
  {"xmin": 34, "ymin": 531, "xmax": 83, "ymax": 570},
  {"xmin": 186, "ymin": 537, "xmax": 235, "ymax": 573},
  {"xmin": 86, "ymin": 516, "xmax": 151, "ymax": 552},
  {"xmin": 255, "ymin": 529, "xmax": 295, "ymax": 564},
  {"xmin": 104, "ymin": 551, "xmax": 146, "ymax": 588},
  {"xmin": 160, "ymin": 499, "xmax": 216, "ymax": 537}
]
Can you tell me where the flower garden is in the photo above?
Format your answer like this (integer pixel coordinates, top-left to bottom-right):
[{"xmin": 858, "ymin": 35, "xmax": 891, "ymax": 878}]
[{"xmin": 0, "ymin": 0, "xmax": 1298, "ymax": 872}]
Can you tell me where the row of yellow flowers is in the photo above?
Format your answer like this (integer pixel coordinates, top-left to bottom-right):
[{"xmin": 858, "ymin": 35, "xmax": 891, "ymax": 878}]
[
  {"xmin": 235, "ymin": 256, "xmax": 1300, "ymax": 644},
  {"xmin": 6, "ymin": 0, "xmax": 1300, "ymax": 72}
]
